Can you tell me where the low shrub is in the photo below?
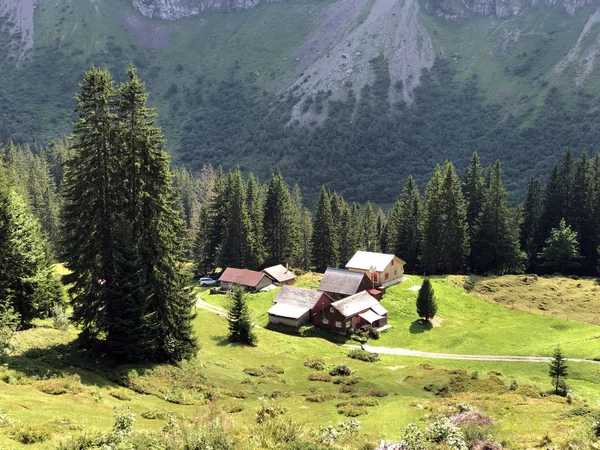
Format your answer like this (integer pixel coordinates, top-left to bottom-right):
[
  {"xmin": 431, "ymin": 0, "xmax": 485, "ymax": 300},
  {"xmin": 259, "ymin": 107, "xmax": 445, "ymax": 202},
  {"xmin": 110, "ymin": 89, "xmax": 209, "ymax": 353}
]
[
  {"xmin": 244, "ymin": 367, "xmax": 264, "ymax": 377},
  {"xmin": 306, "ymin": 393, "xmax": 335, "ymax": 403},
  {"xmin": 225, "ymin": 404, "xmax": 245, "ymax": 414},
  {"xmin": 256, "ymin": 399, "xmax": 286, "ymax": 423},
  {"xmin": 110, "ymin": 390, "xmax": 132, "ymax": 401},
  {"xmin": 339, "ymin": 385, "xmax": 357, "ymax": 394},
  {"xmin": 337, "ymin": 405, "xmax": 368, "ymax": 417},
  {"xmin": 262, "ymin": 365, "xmax": 285, "ymax": 375},
  {"xmin": 141, "ymin": 409, "xmax": 173, "ymax": 420},
  {"xmin": 12, "ymin": 425, "xmax": 52, "ymax": 444},
  {"xmin": 51, "ymin": 304, "xmax": 70, "ymax": 331},
  {"xmin": 229, "ymin": 390, "xmax": 249, "ymax": 399},
  {"xmin": 369, "ymin": 390, "xmax": 388, "ymax": 397},
  {"xmin": 348, "ymin": 349, "xmax": 379, "ymax": 363},
  {"xmin": 329, "ymin": 365, "xmax": 354, "ymax": 377},
  {"xmin": 368, "ymin": 328, "xmax": 380, "ymax": 340},
  {"xmin": 269, "ymin": 391, "xmax": 291, "ymax": 399},
  {"xmin": 37, "ymin": 375, "xmax": 84, "ymax": 396},
  {"xmin": 308, "ymin": 373, "xmax": 332, "ymax": 382},
  {"xmin": 509, "ymin": 379, "xmax": 518, "ymax": 391},
  {"xmin": 337, "ymin": 398, "xmax": 378, "ymax": 408},
  {"xmin": 304, "ymin": 356, "xmax": 326, "ymax": 371},
  {"xmin": 334, "ymin": 376, "xmax": 360, "ymax": 385}
]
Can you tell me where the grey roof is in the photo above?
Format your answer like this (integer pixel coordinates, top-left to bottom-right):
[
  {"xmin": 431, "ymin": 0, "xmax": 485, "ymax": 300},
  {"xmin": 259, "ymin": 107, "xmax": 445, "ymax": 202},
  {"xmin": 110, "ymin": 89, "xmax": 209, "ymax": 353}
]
[
  {"xmin": 332, "ymin": 291, "xmax": 388, "ymax": 318},
  {"xmin": 318, "ymin": 268, "xmax": 370, "ymax": 296},
  {"xmin": 273, "ymin": 286, "xmax": 322, "ymax": 309},
  {"xmin": 345, "ymin": 251, "xmax": 405, "ymax": 272},
  {"xmin": 263, "ymin": 264, "xmax": 296, "ymax": 283},
  {"xmin": 267, "ymin": 302, "xmax": 309, "ymax": 319}
]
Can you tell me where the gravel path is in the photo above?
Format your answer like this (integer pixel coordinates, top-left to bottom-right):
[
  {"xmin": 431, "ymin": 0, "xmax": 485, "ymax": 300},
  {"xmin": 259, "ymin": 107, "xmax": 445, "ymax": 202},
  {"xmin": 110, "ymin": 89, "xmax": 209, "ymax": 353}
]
[
  {"xmin": 348, "ymin": 344, "xmax": 600, "ymax": 364},
  {"xmin": 196, "ymin": 295, "xmax": 263, "ymax": 328}
]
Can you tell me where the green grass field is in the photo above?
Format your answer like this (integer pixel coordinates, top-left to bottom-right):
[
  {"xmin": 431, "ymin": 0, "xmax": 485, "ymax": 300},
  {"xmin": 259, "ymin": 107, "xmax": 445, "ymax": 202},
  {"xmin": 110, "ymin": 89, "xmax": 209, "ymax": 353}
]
[{"xmin": 1, "ymin": 272, "xmax": 600, "ymax": 448}]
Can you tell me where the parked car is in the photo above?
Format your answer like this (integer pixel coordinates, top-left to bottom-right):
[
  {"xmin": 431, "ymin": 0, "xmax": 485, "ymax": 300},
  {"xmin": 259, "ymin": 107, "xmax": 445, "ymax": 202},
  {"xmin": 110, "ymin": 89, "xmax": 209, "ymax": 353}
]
[{"xmin": 198, "ymin": 277, "xmax": 218, "ymax": 287}]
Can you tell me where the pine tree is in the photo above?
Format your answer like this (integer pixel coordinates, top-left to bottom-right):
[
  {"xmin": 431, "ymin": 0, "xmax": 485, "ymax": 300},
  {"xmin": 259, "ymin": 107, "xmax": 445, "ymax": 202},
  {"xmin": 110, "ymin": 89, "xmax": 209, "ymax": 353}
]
[
  {"xmin": 416, "ymin": 279, "xmax": 437, "ymax": 321},
  {"xmin": 311, "ymin": 186, "xmax": 338, "ymax": 272},
  {"xmin": 227, "ymin": 285, "xmax": 257, "ymax": 346},
  {"xmin": 571, "ymin": 152, "xmax": 595, "ymax": 275},
  {"xmin": 62, "ymin": 67, "xmax": 118, "ymax": 338},
  {"xmin": 361, "ymin": 201, "xmax": 378, "ymax": 252},
  {"xmin": 337, "ymin": 199, "xmax": 356, "ymax": 268},
  {"xmin": 393, "ymin": 176, "xmax": 422, "ymax": 272},
  {"xmin": 462, "ymin": 152, "xmax": 485, "ymax": 270},
  {"xmin": 521, "ymin": 177, "xmax": 544, "ymax": 271},
  {"xmin": 376, "ymin": 208, "xmax": 387, "ymax": 252},
  {"xmin": 558, "ymin": 150, "xmax": 575, "ymax": 225},
  {"xmin": 246, "ymin": 173, "xmax": 265, "ymax": 268},
  {"xmin": 290, "ymin": 184, "xmax": 308, "ymax": 269},
  {"xmin": 298, "ymin": 206, "xmax": 313, "ymax": 271},
  {"xmin": 471, "ymin": 161, "xmax": 520, "ymax": 274},
  {"xmin": 221, "ymin": 169, "xmax": 254, "ymax": 269},
  {"xmin": 439, "ymin": 162, "xmax": 468, "ymax": 273},
  {"xmin": 0, "ymin": 167, "xmax": 63, "ymax": 327},
  {"xmin": 548, "ymin": 346, "xmax": 568, "ymax": 396},
  {"xmin": 538, "ymin": 218, "xmax": 580, "ymax": 274},
  {"xmin": 114, "ymin": 66, "xmax": 197, "ymax": 362},
  {"xmin": 540, "ymin": 165, "xmax": 563, "ymax": 241},
  {"xmin": 263, "ymin": 173, "xmax": 298, "ymax": 266},
  {"xmin": 421, "ymin": 165, "xmax": 444, "ymax": 274}
]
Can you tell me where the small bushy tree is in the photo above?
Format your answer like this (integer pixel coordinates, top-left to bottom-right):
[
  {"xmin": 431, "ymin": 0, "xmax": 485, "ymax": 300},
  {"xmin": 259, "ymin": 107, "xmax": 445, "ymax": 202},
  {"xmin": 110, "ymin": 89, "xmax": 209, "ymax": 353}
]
[
  {"xmin": 227, "ymin": 285, "xmax": 257, "ymax": 346},
  {"xmin": 416, "ymin": 279, "xmax": 437, "ymax": 321},
  {"xmin": 538, "ymin": 218, "xmax": 580, "ymax": 274}
]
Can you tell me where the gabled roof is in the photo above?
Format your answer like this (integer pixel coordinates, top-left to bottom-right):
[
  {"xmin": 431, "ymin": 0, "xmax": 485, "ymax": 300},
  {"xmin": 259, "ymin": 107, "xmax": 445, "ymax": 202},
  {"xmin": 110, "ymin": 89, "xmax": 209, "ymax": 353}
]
[
  {"xmin": 273, "ymin": 286, "xmax": 322, "ymax": 309},
  {"xmin": 263, "ymin": 264, "xmax": 296, "ymax": 283},
  {"xmin": 332, "ymin": 291, "xmax": 387, "ymax": 318},
  {"xmin": 267, "ymin": 302, "xmax": 309, "ymax": 320},
  {"xmin": 345, "ymin": 251, "xmax": 405, "ymax": 272},
  {"xmin": 219, "ymin": 267, "xmax": 269, "ymax": 288},
  {"xmin": 318, "ymin": 268, "xmax": 370, "ymax": 296},
  {"xmin": 358, "ymin": 309, "xmax": 385, "ymax": 324}
]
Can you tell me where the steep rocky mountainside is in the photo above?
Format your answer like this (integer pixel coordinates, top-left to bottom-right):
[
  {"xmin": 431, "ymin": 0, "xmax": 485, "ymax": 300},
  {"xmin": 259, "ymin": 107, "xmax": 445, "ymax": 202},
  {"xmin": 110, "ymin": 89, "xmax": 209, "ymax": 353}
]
[
  {"xmin": 426, "ymin": 0, "xmax": 600, "ymax": 19},
  {"xmin": 132, "ymin": 0, "xmax": 279, "ymax": 19},
  {"xmin": 0, "ymin": 0, "xmax": 36, "ymax": 66}
]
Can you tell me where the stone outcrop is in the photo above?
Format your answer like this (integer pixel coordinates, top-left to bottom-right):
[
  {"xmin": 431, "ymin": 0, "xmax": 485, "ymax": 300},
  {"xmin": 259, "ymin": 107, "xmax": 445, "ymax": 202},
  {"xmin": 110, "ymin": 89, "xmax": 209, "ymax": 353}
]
[
  {"xmin": 426, "ymin": 0, "xmax": 600, "ymax": 19},
  {"xmin": 132, "ymin": 0, "xmax": 278, "ymax": 20}
]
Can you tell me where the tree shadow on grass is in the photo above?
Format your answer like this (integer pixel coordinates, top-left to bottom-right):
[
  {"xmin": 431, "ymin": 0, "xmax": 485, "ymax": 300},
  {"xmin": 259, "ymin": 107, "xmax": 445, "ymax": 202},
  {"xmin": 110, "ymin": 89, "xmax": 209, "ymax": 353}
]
[
  {"xmin": 409, "ymin": 319, "xmax": 433, "ymax": 334},
  {"xmin": 210, "ymin": 335, "xmax": 232, "ymax": 346}
]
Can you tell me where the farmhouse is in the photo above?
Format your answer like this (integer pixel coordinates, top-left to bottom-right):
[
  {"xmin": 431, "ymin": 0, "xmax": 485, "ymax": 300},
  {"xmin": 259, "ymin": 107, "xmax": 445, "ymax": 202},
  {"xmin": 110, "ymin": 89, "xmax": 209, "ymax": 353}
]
[
  {"xmin": 267, "ymin": 285, "xmax": 325, "ymax": 328},
  {"xmin": 218, "ymin": 267, "xmax": 272, "ymax": 292},
  {"xmin": 313, "ymin": 290, "xmax": 388, "ymax": 331},
  {"xmin": 345, "ymin": 251, "xmax": 405, "ymax": 287},
  {"xmin": 318, "ymin": 267, "xmax": 373, "ymax": 301},
  {"xmin": 262, "ymin": 264, "xmax": 296, "ymax": 285}
]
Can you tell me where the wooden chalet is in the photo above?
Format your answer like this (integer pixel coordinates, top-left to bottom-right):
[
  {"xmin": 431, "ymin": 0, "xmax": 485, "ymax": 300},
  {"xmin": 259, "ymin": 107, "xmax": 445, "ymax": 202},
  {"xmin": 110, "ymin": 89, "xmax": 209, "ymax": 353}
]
[
  {"xmin": 317, "ymin": 268, "xmax": 372, "ymax": 301},
  {"xmin": 218, "ymin": 268, "xmax": 272, "ymax": 292},
  {"xmin": 262, "ymin": 264, "xmax": 296, "ymax": 285},
  {"xmin": 267, "ymin": 286, "xmax": 325, "ymax": 328},
  {"xmin": 313, "ymin": 290, "xmax": 388, "ymax": 332},
  {"xmin": 345, "ymin": 251, "xmax": 405, "ymax": 287}
]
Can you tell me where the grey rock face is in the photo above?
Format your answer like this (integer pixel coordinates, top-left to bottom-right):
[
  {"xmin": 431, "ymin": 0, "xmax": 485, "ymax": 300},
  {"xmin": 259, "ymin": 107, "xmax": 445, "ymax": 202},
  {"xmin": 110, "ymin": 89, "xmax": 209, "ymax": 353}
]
[
  {"xmin": 426, "ymin": 0, "xmax": 600, "ymax": 19},
  {"xmin": 132, "ymin": 0, "xmax": 276, "ymax": 20}
]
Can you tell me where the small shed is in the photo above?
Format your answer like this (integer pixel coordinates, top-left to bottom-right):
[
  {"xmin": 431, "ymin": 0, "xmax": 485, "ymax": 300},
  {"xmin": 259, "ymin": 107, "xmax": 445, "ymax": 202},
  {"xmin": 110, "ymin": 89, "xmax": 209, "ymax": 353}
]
[
  {"xmin": 318, "ymin": 268, "xmax": 373, "ymax": 300},
  {"xmin": 345, "ymin": 251, "xmax": 406, "ymax": 287},
  {"xmin": 313, "ymin": 290, "xmax": 388, "ymax": 332},
  {"xmin": 219, "ymin": 268, "xmax": 272, "ymax": 292},
  {"xmin": 267, "ymin": 286, "xmax": 325, "ymax": 328},
  {"xmin": 263, "ymin": 264, "xmax": 296, "ymax": 285}
]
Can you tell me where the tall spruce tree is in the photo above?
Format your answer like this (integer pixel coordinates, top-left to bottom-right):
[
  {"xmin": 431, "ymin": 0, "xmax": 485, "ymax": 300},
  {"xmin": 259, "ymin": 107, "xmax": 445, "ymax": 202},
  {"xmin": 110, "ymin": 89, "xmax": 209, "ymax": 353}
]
[
  {"xmin": 471, "ymin": 161, "xmax": 520, "ymax": 274},
  {"xmin": 361, "ymin": 201, "xmax": 379, "ymax": 252},
  {"xmin": 548, "ymin": 346, "xmax": 568, "ymax": 396},
  {"xmin": 311, "ymin": 186, "xmax": 338, "ymax": 272},
  {"xmin": 246, "ymin": 173, "xmax": 265, "ymax": 268},
  {"xmin": 540, "ymin": 165, "xmax": 563, "ymax": 241},
  {"xmin": 421, "ymin": 165, "xmax": 444, "ymax": 274},
  {"xmin": 416, "ymin": 279, "xmax": 437, "ymax": 321},
  {"xmin": 114, "ymin": 66, "xmax": 197, "ymax": 362},
  {"xmin": 227, "ymin": 285, "xmax": 257, "ymax": 346},
  {"xmin": 439, "ymin": 162, "xmax": 468, "ymax": 274},
  {"xmin": 263, "ymin": 173, "xmax": 298, "ymax": 266},
  {"xmin": 62, "ymin": 67, "xmax": 118, "ymax": 338},
  {"xmin": 337, "ymin": 198, "xmax": 356, "ymax": 268},
  {"xmin": 393, "ymin": 176, "xmax": 422, "ymax": 273},
  {"xmin": 462, "ymin": 152, "xmax": 485, "ymax": 270},
  {"xmin": 571, "ymin": 153, "xmax": 595, "ymax": 274},
  {"xmin": 521, "ymin": 177, "xmax": 544, "ymax": 271}
]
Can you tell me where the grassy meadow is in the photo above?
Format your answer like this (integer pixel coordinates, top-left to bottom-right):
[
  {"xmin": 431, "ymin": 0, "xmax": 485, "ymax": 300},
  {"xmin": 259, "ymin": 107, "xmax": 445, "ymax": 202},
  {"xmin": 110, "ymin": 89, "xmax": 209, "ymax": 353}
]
[{"xmin": 0, "ymin": 272, "xmax": 599, "ymax": 448}]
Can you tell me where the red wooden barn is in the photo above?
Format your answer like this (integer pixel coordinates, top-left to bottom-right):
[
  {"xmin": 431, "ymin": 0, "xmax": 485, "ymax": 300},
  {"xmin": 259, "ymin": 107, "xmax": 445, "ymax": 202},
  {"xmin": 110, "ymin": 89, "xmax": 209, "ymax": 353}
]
[{"xmin": 312, "ymin": 290, "xmax": 388, "ymax": 332}]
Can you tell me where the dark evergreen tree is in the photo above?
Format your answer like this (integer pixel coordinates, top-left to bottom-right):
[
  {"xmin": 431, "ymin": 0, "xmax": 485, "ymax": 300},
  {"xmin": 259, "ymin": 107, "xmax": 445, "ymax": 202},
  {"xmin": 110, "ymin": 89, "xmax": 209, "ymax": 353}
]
[
  {"xmin": 540, "ymin": 165, "xmax": 563, "ymax": 241},
  {"xmin": 227, "ymin": 285, "xmax": 257, "ymax": 346},
  {"xmin": 393, "ymin": 176, "xmax": 422, "ymax": 273},
  {"xmin": 62, "ymin": 67, "xmax": 118, "ymax": 338},
  {"xmin": 548, "ymin": 346, "xmax": 568, "ymax": 396},
  {"xmin": 193, "ymin": 202, "xmax": 214, "ymax": 274},
  {"xmin": 462, "ymin": 152, "xmax": 485, "ymax": 270},
  {"xmin": 416, "ymin": 279, "xmax": 437, "ymax": 321},
  {"xmin": 311, "ymin": 186, "xmax": 338, "ymax": 272},
  {"xmin": 297, "ymin": 206, "xmax": 313, "ymax": 271},
  {"xmin": 376, "ymin": 208, "xmax": 387, "ymax": 253},
  {"xmin": 558, "ymin": 150, "xmax": 575, "ymax": 225},
  {"xmin": 571, "ymin": 152, "xmax": 595, "ymax": 274},
  {"xmin": 439, "ymin": 162, "xmax": 468, "ymax": 273},
  {"xmin": 337, "ymin": 198, "xmax": 356, "ymax": 268},
  {"xmin": 521, "ymin": 177, "xmax": 544, "ymax": 271},
  {"xmin": 361, "ymin": 201, "xmax": 378, "ymax": 252},
  {"xmin": 471, "ymin": 161, "xmax": 521, "ymax": 274},
  {"xmin": 246, "ymin": 173, "xmax": 265, "ymax": 268},
  {"xmin": 421, "ymin": 165, "xmax": 444, "ymax": 274},
  {"xmin": 263, "ymin": 173, "xmax": 298, "ymax": 266}
]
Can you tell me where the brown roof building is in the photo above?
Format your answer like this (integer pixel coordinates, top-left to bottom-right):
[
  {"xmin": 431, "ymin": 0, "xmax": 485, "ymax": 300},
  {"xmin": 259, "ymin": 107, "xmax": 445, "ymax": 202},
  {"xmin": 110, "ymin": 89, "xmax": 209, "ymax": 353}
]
[
  {"xmin": 263, "ymin": 264, "xmax": 296, "ymax": 285},
  {"xmin": 313, "ymin": 290, "xmax": 388, "ymax": 331},
  {"xmin": 317, "ymin": 268, "xmax": 373, "ymax": 300},
  {"xmin": 219, "ymin": 268, "xmax": 272, "ymax": 292}
]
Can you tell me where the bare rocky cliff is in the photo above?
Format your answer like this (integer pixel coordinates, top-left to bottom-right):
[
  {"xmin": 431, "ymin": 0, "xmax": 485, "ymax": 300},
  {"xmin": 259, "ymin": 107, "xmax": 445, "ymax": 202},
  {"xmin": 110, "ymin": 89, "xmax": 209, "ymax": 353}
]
[
  {"xmin": 132, "ymin": 0, "xmax": 279, "ymax": 20},
  {"xmin": 0, "ymin": 0, "xmax": 36, "ymax": 66},
  {"xmin": 426, "ymin": 0, "xmax": 600, "ymax": 20}
]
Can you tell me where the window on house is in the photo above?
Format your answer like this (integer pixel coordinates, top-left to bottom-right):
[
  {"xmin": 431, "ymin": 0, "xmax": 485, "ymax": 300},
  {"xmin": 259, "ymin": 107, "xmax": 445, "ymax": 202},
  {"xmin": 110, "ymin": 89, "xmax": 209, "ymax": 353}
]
[
  {"xmin": 335, "ymin": 321, "xmax": 341, "ymax": 328},
  {"xmin": 391, "ymin": 260, "xmax": 394, "ymax": 266},
  {"xmin": 346, "ymin": 321, "xmax": 351, "ymax": 328},
  {"xmin": 385, "ymin": 273, "xmax": 389, "ymax": 280},
  {"xmin": 323, "ymin": 318, "xmax": 329, "ymax": 324},
  {"xmin": 330, "ymin": 306, "xmax": 334, "ymax": 313},
  {"xmin": 373, "ymin": 273, "xmax": 378, "ymax": 282}
]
